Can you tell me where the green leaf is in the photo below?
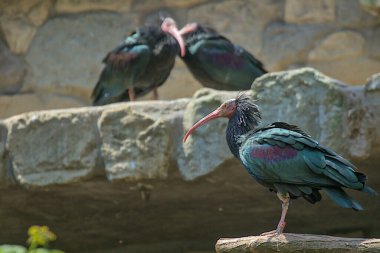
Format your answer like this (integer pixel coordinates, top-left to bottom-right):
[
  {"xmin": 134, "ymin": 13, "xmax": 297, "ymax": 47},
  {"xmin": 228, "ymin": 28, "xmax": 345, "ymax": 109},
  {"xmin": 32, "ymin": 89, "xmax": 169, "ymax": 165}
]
[{"xmin": 0, "ymin": 245, "xmax": 27, "ymax": 253}]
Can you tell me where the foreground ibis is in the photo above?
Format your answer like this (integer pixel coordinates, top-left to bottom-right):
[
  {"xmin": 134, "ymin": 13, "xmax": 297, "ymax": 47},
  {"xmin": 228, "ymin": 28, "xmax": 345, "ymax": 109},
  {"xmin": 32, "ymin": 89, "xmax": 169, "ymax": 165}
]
[
  {"xmin": 179, "ymin": 23, "xmax": 267, "ymax": 90},
  {"xmin": 183, "ymin": 94, "xmax": 377, "ymax": 235},
  {"xmin": 92, "ymin": 17, "xmax": 185, "ymax": 105}
]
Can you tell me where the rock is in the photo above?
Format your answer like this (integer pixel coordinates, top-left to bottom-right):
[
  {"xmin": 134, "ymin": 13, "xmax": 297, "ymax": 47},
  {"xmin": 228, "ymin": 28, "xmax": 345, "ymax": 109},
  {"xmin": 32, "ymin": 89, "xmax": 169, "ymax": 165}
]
[
  {"xmin": 24, "ymin": 12, "xmax": 139, "ymax": 101},
  {"xmin": 216, "ymin": 234, "xmax": 380, "ymax": 253},
  {"xmin": 308, "ymin": 31, "xmax": 366, "ymax": 62},
  {"xmin": 0, "ymin": 0, "xmax": 43, "ymax": 16},
  {"xmin": 5, "ymin": 107, "xmax": 101, "ymax": 186},
  {"xmin": 27, "ymin": 0, "xmax": 51, "ymax": 26},
  {"xmin": 252, "ymin": 68, "xmax": 347, "ymax": 152},
  {"xmin": 0, "ymin": 16, "xmax": 37, "ymax": 54},
  {"xmin": 0, "ymin": 93, "xmax": 87, "ymax": 119},
  {"xmin": 187, "ymin": 0, "xmax": 283, "ymax": 56},
  {"xmin": 133, "ymin": 0, "xmax": 208, "ymax": 11},
  {"xmin": 0, "ymin": 121, "xmax": 8, "ymax": 186},
  {"xmin": 98, "ymin": 103, "xmax": 171, "ymax": 181},
  {"xmin": 0, "ymin": 41, "xmax": 27, "ymax": 94},
  {"xmin": 360, "ymin": 0, "xmax": 380, "ymax": 16},
  {"xmin": 365, "ymin": 73, "xmax": 380, "ymax": 92},
  {"xmin": 177, "ymin": 89, "xmax": 241, "ymax": 180},
  {"xmin": 336, "ymin": 0, "xmax": 380, "ymax": 28},
  {"xmin": 55, "ymin": 0, "xmax": 133, "ymax": 13},
  {"xmin": 309, "ymin": 56, "xmax": 380, "ymax": 85},
  {"xmin": 262, "ymin": 22, "xmax": 332, "ymax": 70},
  {"xmin": 285, "ymin": 0, "xmax": 336, "ymax": 24},
  {"xmin": 368, "ymin": 27, "xmax": 380, "ymax": 59}
]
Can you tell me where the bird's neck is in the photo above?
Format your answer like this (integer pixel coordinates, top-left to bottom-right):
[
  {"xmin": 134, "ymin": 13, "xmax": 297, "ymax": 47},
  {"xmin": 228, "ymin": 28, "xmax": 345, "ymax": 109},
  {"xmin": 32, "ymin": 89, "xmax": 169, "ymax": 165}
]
[{"xmin": 226, "ymin": 110, "xmax": 258, "ymax": 159}]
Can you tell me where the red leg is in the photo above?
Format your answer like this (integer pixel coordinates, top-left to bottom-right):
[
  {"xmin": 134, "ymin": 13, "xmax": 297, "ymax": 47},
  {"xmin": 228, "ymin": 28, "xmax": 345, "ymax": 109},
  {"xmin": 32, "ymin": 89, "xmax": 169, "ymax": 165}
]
[
  {"xmin": 128, "ymin": 88, "xmax": 136, "ymax": 101},
  {"xmin": 261, "ymin": 192, "xmax": 290, "ymax": 236},
  {"xmin": 152, "ymin": 87, "xmax": 159, "ymax": 100}
]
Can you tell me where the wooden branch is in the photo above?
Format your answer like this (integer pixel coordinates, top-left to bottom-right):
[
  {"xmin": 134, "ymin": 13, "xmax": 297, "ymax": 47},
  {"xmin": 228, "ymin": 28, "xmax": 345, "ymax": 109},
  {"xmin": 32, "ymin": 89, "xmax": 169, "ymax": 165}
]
[{"xmin": 216, "ymin": 233, "xmax": 380, "ymax": 253}]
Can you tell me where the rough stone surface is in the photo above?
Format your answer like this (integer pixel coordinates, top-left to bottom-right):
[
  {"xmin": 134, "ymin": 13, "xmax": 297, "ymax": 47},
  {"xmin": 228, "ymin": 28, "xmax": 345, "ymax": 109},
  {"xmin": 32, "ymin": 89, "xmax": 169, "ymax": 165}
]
[
  {"xmin": 0, "ymin": 93, "xmax": 87, "ymax": 119},
  {"xmin": 133, "ymin": 0, "xmax": 208, "ymax": 11},
  {"xmin": 187, "ymin": 0, "xmax": 283, "ymax": 56},
  {"xmin": 310, "ymin": 56, "xmax": 380, "ymax": 85},
  {"xmin": 285, "ymin": 0, "xmax": 336, "ymax": 24},
  {"xmin": 5, "ymin": 107, "xmax": 101, "ymax": 186},
  {"xmin": 360, "ymin": 0, "xmax": 380, "ymax": 16},
  {"xmin": 98, "ymin": 104, "xmax": 170, "ymax": 181},
  {"xmin": 368, "ymin": 27, "xmax": 380, "ymax": 59},
  {"xmin": 365, "ymin": 73, "xmax": 380, "ymax": 92},
  {"xmin": 0, "ymin": 42, "xmax": 27, "ymax": 94},
  {"xmin": 55, "ymin": 0, "xmax": 133, "ymax": 13},
  {"xmin": 252, "ymin": 68, "xmax": 353, "ymax": 155},
  {"xmin": 308, "ymin": 31, "xmax": 366, "ymax": 62},
  {"xmin": 27, "ymin": 0, "xmax": 51, "ymax": 26},
  {"xmin": 24, "ymin": 12, "xmax": 139, "ymax": 101},
  {"xmin": 0, "ymin": 121, "xmax": 7, "ymax": 185},
  {"xmin": 0, "ymin": 16, "xmax": 37, "ymax": 54},
  {"xmin": 261, "ymin": 22, "xmax": 333, "ymax": 70},
  {"xmin": 0, "ymin": 0, "xmax": 44, "ymax": 17},
  {"xmin": 177, "ymin": 89, "xmax": 240, "ymax": 180},
  {"xmin": 336, "ymin": 0, "xmax": 380, "ymax": 28}
]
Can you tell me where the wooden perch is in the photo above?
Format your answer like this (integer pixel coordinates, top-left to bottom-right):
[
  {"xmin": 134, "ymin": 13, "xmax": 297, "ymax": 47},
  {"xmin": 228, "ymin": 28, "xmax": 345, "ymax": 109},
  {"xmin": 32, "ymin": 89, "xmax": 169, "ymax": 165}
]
[{"xmin": 215, "ymin": 233, "xmax": 380, "ymax": 253}]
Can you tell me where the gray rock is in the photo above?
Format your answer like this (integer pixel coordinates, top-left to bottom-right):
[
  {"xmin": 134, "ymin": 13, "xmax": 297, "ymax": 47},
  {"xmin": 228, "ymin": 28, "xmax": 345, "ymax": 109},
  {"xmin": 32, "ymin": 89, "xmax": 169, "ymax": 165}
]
[
  {"xmin": 5, "ymin": 107, "xmax": 101, "ymax": 186},
  {"xmin": 187, "ymin": 0, "xmax": 283, "ymax": 56},
  {"xmin": 308, "ymin": 31, "xmax": 366, "ymax": 62},
  {"xmin": 252, "ymin": 68, "xmax": 347, "ymax": 153},
  {"xmin": 55, "ymin": 0, "xmax": 133, "ymax": 13},
  {"xmin": 0, "ymin": 16, "xmax": 37, "ymax": 54},
  {"xmin": 24, "ymin": 12, "xmax": 139, "ymax": 102},
  {"xmin": 365, "ymin": 73, "xmax": 380, "ymax": 92},
  {"xmin": 0, "ymin": 121, "xmax": 8, "ymax": 186},
  {"xmin": 177, "ymin": 89, "xmax": 241, "ymax": 180},
  {"xmin": 285, "ymin": 0, "xmax": 336, "ymax": 24},
  {"xmin": 261, "ymin": 22, "xmax": 333, "ymax": 70},
  {"xmin": 0, "ymin": 93, "xmax": 87, "ymax": 119},
  {"xmin": 0, "ymin": 41, "xmax": 27, "ymax": 94},
  {"xmin": 98, "ymin": 103, "xmax": 172, "ymax": 181},
  {"xmin": 360, "ymin": 0, "xmax": 380, "ymax": 16},
  {"xmin": 368, "ymin": 27, "xmax": 380, "ymax": 59},
  {"xmin": 336, "ymin": 0, "xmax": 380, "ymax": 28}
]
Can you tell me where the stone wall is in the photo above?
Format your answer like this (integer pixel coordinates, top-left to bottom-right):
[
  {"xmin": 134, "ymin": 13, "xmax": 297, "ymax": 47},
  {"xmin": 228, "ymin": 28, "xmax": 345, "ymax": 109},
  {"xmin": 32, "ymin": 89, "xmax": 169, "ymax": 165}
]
[
  {"xmin": 0, "ymin": 0, "xmax": 379, "ymax": 119},
  {"xmin": 0, "ymin": 68, "xmax": 379, "ymax": 187}
]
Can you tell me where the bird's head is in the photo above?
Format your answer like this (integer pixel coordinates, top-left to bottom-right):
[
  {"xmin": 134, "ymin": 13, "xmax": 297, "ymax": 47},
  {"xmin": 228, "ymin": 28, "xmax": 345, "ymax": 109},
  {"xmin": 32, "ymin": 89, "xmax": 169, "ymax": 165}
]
[
  {"xmin": 161, "ymin": 17, "xmax": 186, "ymax": 57},
  {"xmin": 183, "ymin": 94, "xmax": 261, "ymax": 143}
]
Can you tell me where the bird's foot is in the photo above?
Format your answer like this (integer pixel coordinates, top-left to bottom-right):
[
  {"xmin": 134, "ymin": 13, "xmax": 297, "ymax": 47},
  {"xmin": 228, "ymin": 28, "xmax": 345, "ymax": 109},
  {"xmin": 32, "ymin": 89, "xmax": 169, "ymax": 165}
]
[
  {"xmin": 260, "ymin": 230, "xmax": 277, "ymax": 236},
  {"xmin": 260, "ymin": 221, "xmax": 285, "ymax": 237}
]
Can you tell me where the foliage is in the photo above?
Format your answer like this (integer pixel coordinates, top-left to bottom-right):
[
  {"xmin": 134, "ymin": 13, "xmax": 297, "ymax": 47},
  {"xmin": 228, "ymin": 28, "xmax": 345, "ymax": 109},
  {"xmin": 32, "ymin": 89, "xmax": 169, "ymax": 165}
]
[{"xmin": 0, "ymin": 226, "xmax": 64, "ymax": 253}]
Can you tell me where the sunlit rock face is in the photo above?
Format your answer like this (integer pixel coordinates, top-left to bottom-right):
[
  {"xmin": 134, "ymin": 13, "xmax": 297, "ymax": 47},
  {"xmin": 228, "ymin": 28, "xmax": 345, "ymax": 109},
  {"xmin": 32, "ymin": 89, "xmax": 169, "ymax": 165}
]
[{"xmin": 0, "ymin": 68, "xmax": 379, "ymax": 187}]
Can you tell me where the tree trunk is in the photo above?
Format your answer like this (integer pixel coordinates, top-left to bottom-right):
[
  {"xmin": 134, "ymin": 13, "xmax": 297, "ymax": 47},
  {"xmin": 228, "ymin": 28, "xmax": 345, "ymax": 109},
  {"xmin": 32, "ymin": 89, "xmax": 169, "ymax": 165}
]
[{"xmin": 216, "ymin": 233, "xmax": 380, "ymax": 253}]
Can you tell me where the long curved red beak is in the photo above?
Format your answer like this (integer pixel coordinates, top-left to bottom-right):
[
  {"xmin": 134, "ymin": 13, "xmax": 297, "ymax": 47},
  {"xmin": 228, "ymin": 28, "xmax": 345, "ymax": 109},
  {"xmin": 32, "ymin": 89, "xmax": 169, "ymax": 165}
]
[
  {"xmin": 168, "ymin": 26, "xmax": 186, "ymax": 57},
  {"xmin": 183, "ymin": 108, "xmax": 222, "ymax": 143},
  {"xmin": 179, "ymin": 23, "xmax": 198, "ymax": 36}
]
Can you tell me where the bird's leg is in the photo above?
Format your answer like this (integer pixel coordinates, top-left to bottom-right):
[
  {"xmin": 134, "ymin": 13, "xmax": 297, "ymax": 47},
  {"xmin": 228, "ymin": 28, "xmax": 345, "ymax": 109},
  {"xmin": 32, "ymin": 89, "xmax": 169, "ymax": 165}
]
[
  {"xmin": 152, "ymin": 87, "xmax": 159, "ymax": 100},
  {"xmin": 128, "ymin": 88, "xmax": 136, "ymax": 101},
  {"xmin": 260, "ymin": 192, "xmax": 290, "ymax": 236},
  {"xmin": 276, "ymin": 192, "xmax": 290, "ymax": 234}
]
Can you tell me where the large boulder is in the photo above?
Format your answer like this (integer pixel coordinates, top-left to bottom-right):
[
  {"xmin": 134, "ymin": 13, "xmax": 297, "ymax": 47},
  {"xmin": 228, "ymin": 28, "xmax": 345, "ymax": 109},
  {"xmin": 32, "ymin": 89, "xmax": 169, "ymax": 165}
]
[{"xmin": 5, "ymin": 107, "xmax": 101, "ymax": 186}]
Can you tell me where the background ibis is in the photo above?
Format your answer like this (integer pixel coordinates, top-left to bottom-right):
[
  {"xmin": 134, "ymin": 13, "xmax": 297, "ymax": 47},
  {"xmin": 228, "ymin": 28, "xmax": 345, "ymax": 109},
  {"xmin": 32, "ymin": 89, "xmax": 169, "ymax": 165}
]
[{"xmin": 91, "ymin": 17, "xmax": 185, "ymax": 105}]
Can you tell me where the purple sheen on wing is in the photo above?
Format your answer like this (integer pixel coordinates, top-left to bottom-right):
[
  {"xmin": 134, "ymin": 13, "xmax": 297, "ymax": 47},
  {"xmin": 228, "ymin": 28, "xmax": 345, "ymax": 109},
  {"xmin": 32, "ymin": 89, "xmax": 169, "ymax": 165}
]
[{"xmin": 251, "ymin": 145, "xmax": 298, "ymax": 162}]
